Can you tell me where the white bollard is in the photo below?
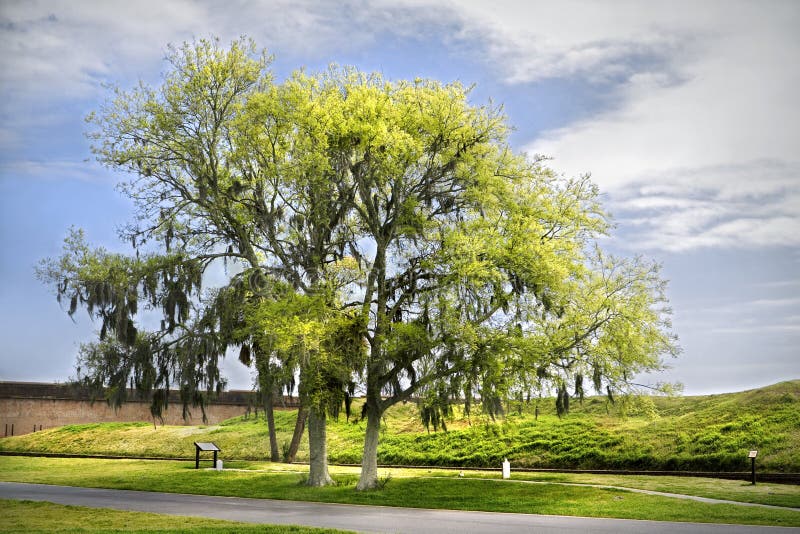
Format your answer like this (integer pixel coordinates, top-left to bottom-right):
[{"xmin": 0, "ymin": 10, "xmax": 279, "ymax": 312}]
[
  {"xmin": 502, "ymin": 458, "xmax": 510, "ymax": 479},
  {"xmin": 215, "ymin": 459, "xmax": 223, "ymax": 471}
]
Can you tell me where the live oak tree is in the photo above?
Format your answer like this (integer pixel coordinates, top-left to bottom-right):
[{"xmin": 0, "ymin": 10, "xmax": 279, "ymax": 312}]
[
  {"xmin": 287, "ymin": 71, "xmax": 677, "ymax": 489},
  {"xmin": 38, "ymin": 37, "xmax": 679, "ymax": 491},
  {"xmin": 281, "ymin": 69, "xmax": 607, "ymax": 489},
  {"xmin": 37, "ymin": 38, "xmax": 357, "ymax": 485}
]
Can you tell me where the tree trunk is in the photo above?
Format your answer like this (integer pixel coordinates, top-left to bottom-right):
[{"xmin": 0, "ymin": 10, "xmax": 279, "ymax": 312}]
[
  {"xmin": 285, "ymin": 404, "xmax": 307, "ymax": 463},
  {"xmin": 306, "ymin": 406, "xmax": 334, "ymax": 486},
  {"xmin": 356, "ymin": 400, "xmax": 382, "ymax": 490},
  {"xmin": 264, "ymin": 390, "xmax": 280, "ymax": 462},
  {"xmin": 256, "ymin": 357, "xmax": 281, "ymax": 463},
  {"xmin": 356, "ymin": 239, "xmax": 388, "ymax": 491}
]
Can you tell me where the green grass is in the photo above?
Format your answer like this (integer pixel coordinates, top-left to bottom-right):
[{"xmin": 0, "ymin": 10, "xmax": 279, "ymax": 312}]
[
  {"xmin": 367, "ymin": 380, "xmax": 800, "ymax": 472},
  {"xmin": 448, "ymin": 469, "xmax": 800, "ymax": 508},
  {"xmin": 0, "ymin": 499, "xmax": 351, "ymax": 533},
  {"xmin": 3, "ymin": 380, "xmax": 798, "ymax": 473},
  {"xmin": 0, "ymin": 457, "xmax": 798, "ymax": 527}
]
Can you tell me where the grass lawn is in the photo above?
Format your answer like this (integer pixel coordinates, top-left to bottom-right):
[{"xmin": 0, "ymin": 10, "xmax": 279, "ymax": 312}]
[
  {"xmin": 0, "ymin": 499, "xmax": 352, "ymax": 533},
  {"xmin": 2, "ymin": 380, "xmax": 798, "ymax": 473},
  {"xmin": 0, "ymin": 457, "xmax": 798, "ymax": 527},
  {"xmin": 454, "ymin": 469, "xmax": 800, "ymax": 508},
  {"xmin": 193, "ymin": 461, "xmax": 800, "ymax": 508}
]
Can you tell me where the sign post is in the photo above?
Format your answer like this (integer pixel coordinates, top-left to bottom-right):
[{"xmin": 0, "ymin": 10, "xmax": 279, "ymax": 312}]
[{"xmin": 748, "ymin": 450, "xmax": 758, "ymax": 485}]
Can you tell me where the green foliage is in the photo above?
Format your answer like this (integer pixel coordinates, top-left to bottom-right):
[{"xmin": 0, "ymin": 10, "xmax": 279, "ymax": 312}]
[{"xmin": 243, "ymin": 280, "xmax": 366, "ymax": 415}]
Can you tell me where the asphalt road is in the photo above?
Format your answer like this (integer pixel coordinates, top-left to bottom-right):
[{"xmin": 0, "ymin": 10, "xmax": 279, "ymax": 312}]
[{"xmin": 1, "ymin": 481, "xmax": 796, "ymax": 533}]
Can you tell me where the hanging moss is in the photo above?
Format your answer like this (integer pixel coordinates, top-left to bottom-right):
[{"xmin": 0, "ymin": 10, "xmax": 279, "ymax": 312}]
[
  {"xmin": 574, "ymin": 373, "xmax": 585, "ymax": 403},
  {"xmin": 555, "ymin": 383, "xmax": 570, "ymax": 418},
  {"xmin": 238, "ymin": 344, "xmax": 251, "ymax": 366}
]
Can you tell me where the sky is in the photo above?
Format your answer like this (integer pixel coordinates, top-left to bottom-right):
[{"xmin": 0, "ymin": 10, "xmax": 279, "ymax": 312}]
[{"xmin": 0, "ymin": 0, "xmax": 798, "ymax": 396}]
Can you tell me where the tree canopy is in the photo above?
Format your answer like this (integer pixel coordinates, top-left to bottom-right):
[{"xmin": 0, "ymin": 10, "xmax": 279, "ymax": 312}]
[{"xmin": 38, "ymin": 37, "xmax": 679, "ymax": 491}]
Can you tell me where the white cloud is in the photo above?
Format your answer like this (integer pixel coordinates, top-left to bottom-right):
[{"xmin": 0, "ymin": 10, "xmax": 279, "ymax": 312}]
[
  {"xmin": 0, "ymin": 0, "xmax": 446, "ymax": 106},
  {"xmin": 0, "ymin": 0, "xmax": 456, "ymax": 165},
  {"xmin": 2, "ymin": 1, "xmax": 798, "ymax": 253},
  {"xmin": 750, "ymin": 298, "xmax": 800, "ymax": 308},
  {"xmin": 605, "ymin": 159, "xmax": 800, "ymax": 251},
  {"xmin": 437, "ymin": 1, "xmax": 800, "ymax": 252},
  {"xmin": 490, "ymin": 3, "xmax": 800, "ymax": 251},
  {"xmin": 676, "ymin": 293, "xmax": 799, "ymax": 349},
  {"xmin": 757, "ymin": 279, "xmax": 800, "ymax": 289},
  {"xmin": 711, "ymin": 324, "xmax": 800, "ymax": 335},
  {"xmin": 0, "ymin": 159, "xmax": 109, "ymax": 184},
  {"xmin": 0, "ymin": 0, "xmax": 208, "ymax": 101},
  {"xmin": 682, "ymin": 296, "xmax": 800, "ymax": 317},
  {"xmin": 451, "ymin": 1, "xmax": 703, "ymax": 84}
]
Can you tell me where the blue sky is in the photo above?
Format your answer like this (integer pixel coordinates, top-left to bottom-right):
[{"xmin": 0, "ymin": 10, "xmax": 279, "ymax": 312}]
[{"xmin": 1, "ymin": 0, "xmax": 798, "ymax": 395}]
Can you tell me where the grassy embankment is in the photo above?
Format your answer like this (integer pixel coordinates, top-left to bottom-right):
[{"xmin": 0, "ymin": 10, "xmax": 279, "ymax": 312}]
[
  {"xmin": 0, "ymin": 499, "xmax": 351, "ymax": 533},
  {"xmin": 3, "ymin": 380, "xmax": 798, "ymax": 472},
  {"xmin": 0, "ymin": 456, "xmax": 798, "ymax": 527}
]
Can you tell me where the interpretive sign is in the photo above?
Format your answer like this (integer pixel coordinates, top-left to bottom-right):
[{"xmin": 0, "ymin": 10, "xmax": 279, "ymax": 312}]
[{"xmin": 194, "ymin": 441, "xmax": 221, "ymax": 469}]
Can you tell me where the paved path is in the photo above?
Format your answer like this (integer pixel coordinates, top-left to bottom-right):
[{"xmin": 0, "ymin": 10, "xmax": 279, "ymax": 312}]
[{"xmin": 1, "ymin": 482, "xmax": 797, "ymax": 533}]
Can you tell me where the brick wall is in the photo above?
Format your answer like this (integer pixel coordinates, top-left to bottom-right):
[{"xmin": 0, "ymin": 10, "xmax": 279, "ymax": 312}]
[{"xmin": 0, "ymin": 381, "xmax": 298, "ymax": 437}]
